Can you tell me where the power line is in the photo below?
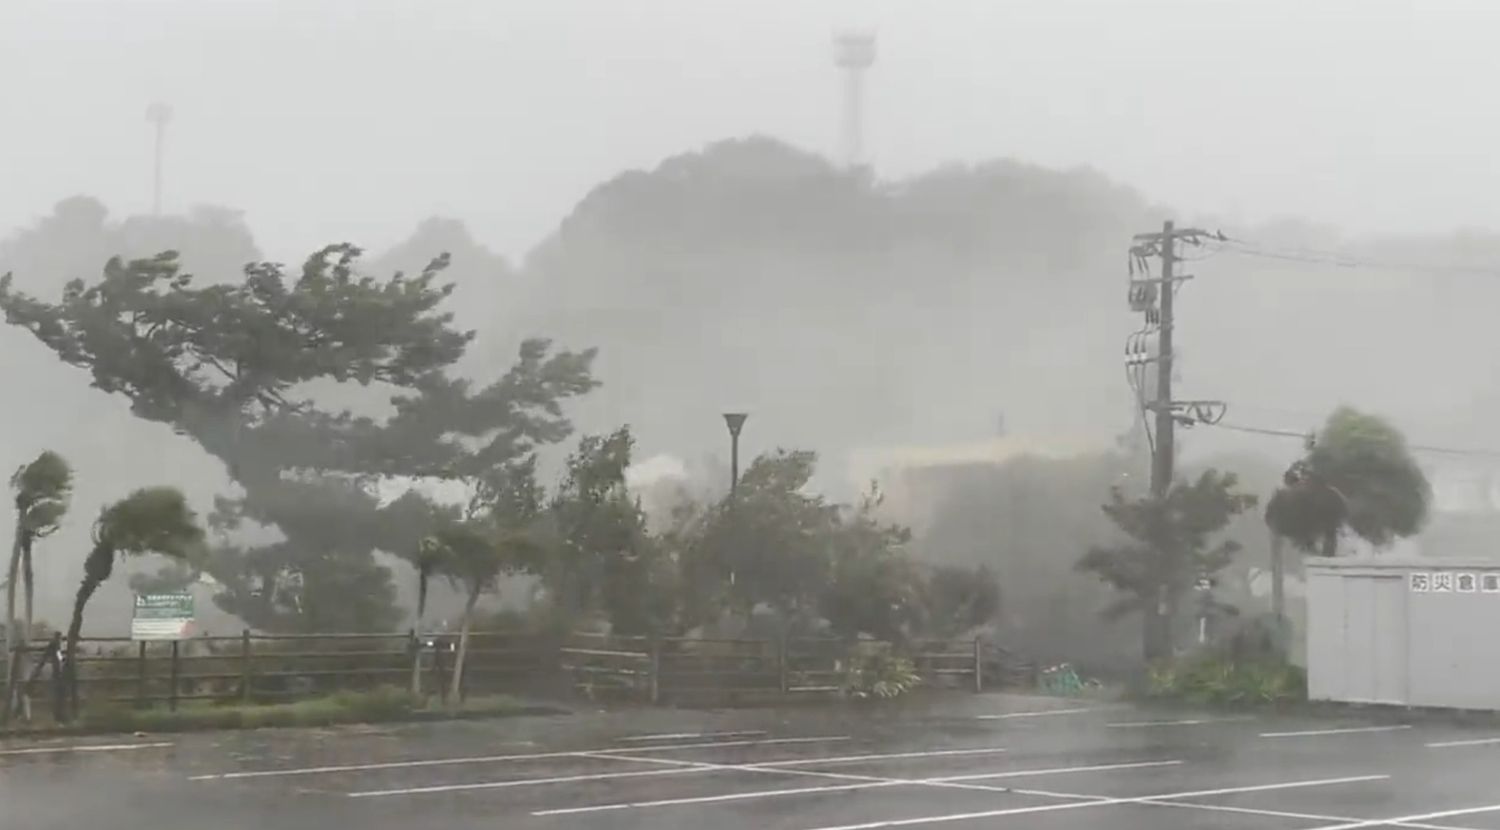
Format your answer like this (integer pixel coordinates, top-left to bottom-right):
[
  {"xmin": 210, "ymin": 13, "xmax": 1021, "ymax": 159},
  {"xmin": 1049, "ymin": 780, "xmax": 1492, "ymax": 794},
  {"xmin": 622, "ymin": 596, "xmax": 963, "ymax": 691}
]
[
  {"xmin": 1214, "ymin": 235, "xmax": 1500, "ymax": 278},
  {"xmin": 1207, "ymin": 420, "xmax": 1500, "ymax": 460}
]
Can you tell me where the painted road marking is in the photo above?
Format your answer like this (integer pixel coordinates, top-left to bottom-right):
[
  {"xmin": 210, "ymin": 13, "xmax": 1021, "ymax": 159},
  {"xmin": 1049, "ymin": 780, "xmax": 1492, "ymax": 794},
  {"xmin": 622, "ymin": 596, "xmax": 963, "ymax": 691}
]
[
  {"xmin": 617, "ymin": 730, "xmax": 766, "ymax": 742},
  {"xmin": 0, "ymin": 742, "xmax": 174, "ymax": 757},
  {"xmin": 346, "ymin": 745, "xmax": 1013, "ymax": 798},
  {"xmin": 1136, "ymin": 796, "xmax": 1473, "ymax": 830},
  {"xmin": 531, "ymin": 760, "xmax": 1185, "ymax": 815},
  {"xmin": 763, "ymin": 746, "xmax": 1009, "ymax": 767},
  {"xmin": 1106, "ymin": 716, "xmax": 1250, "ymax": 728},
  {"xmin": 798, "ymin": 774, "xmax": 1390, "ymax": 830},
  {"xmin": 1426, "ymin": 736, "xmax": 1500, "ymax": 748},
  {"xmin": 1260, "ymin": 725, "xmax": 1412, "ymax": 738},
  {"xmin": 976, "ymin": 707, "xmax": 1097, "ymax": 720},
  {"xmin": 1307, "ymin": 801, "xmax": 1500, "ymax": 830},
  {"xmin": 349, "ymin": 766, "xmax": 705, "ymax": 797},
  {"xmin": 190, "ymin": 735, "xmax": 850, "ymax": 780}
]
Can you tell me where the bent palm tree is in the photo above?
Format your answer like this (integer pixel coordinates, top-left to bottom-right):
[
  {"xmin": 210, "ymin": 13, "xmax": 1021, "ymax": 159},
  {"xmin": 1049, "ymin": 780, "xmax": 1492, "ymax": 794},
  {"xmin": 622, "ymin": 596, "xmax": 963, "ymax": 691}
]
[
  {"xmin": 63, "ymin": 487, "xmax": 202, "ymax": 720},
  {"xmin": 5, "ymin": 451, "xmax": 72, "ymax": 722}
]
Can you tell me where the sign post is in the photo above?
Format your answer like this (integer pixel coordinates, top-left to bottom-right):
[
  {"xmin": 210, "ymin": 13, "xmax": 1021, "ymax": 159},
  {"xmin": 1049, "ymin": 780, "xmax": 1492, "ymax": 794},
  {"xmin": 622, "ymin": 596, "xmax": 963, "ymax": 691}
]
[{"xmin": 132, "ymin": 593, "xmax": 194, "ymax": 641}]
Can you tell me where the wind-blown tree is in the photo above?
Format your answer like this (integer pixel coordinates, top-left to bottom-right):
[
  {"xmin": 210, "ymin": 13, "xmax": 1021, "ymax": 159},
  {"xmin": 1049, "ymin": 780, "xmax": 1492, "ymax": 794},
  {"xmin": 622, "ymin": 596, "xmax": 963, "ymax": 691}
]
[
  {"xmin": 1267, "ymin": 407, "xmax": 1431, "ymax": 558},
  {"xmin": 688, "ymin": 450, "xmax": 839, "ymax": 630},
  {"xmin": 378, "ymin": 489, "xmax": 458, "ymax": 631},
  {"xmin": 919, "ymin": 564, "xmax": 1002, "ymax": 640},
  {"xmin": 4, "ymin": 451, "xmax": 72, "ymax": 720},
  {"xmin": 0, "ymin": 245, "xmax": 596, "ymax": 633},
  {"xmin": 65, "ymin": 487, "xmax": 203, "ymax": 719},
  {"xmin": 1077, "ymin": 470, "xmax": 1257, "ymax": 662},
  {"xmin": 1263, "ymin": 407, "xmax": 1431, "ymax": 627},
  {"xmin": 427, "ymin": 459, "xmax": 545, "ymax": 702},
  {"xmin": 818, "ymin": 486, "xmax": 921, "ymax": 642},
  {"xmin": 376, "ymin": 489, "xmax": 457, "ymax": 695},
  {"xmin": 544, "ymin": 427, "xmax": 668, "ymax": 635}
]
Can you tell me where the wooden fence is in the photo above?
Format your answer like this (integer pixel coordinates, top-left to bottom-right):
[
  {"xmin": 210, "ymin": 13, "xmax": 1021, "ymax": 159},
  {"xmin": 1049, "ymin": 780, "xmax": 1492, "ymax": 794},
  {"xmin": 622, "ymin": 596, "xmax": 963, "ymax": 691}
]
[{"xmin": 3, "ymin": 631, "xmax": 1028, "ymax": 710}]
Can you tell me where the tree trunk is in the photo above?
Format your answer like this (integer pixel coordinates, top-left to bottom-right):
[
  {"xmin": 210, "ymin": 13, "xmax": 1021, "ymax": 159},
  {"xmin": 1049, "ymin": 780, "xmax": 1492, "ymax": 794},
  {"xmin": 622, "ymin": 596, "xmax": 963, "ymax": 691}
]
[
  {"xmin": 21, "ymin": 542, "xmax": 33, "ymax": 643},
  {"xmin": 1320, "ymin": 528, "xmax": 1338, "ymax": 558},
  {"xmin": 3, "ymin": 532, "xmax": 21, "ymax": 722},
  {"xmin": 13, "ymin": 541, "xmax": 36, "ymax": 721},
  {"xmin": 448, "ymin": 587, "xmax": 479, "ymax": 705},
  {"xmin": 1142, "ymin": 604, "xmax": 1166, "ymax": 663},
  {"xmin": 1270, "ymin": 534, "xmax": 1286, "ymax": 621},
  {"xmin": 410, "ymin": 571, "xmax": 428, "ymax": 698},
  {"xmin": 1141, "ymin": 582, "xmax": 1175, "ymax": 663},
  {"xmin": 64, "ymin": 564, "xmax": 106, "ymax": 722}
]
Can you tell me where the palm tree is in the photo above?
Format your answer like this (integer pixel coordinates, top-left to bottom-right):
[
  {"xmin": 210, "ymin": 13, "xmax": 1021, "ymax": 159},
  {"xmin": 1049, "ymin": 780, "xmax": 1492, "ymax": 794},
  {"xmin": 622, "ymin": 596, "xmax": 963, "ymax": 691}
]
[
  {"xmin": 432, "ymin": 461, "xmax": 544, "ymax": 704},
  {"xmin": 408, "ymin": 537, "xmax": 447, "ymax": 696},
  {"xmin": 5, "ymin": 451, "xmax": 72, "ymax": 721},
  {"xmin": 429, "ymin": 522, "xmax": 539, "ymax": 704},
  {"xmin": 63, "ymin": 487, "xmax": 202, "ymax": 720},
  {"xmin": 377, "ymin": 490, "xmax": 455, "ymax": 696}
]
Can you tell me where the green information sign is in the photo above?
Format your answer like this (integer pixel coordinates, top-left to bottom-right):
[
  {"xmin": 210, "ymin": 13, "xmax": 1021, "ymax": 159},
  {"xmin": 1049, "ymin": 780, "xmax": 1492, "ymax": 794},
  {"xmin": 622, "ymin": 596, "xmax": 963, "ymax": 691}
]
[{"xmin": 132, "ymin": 592, "xmax": 195, "ymax": 640}]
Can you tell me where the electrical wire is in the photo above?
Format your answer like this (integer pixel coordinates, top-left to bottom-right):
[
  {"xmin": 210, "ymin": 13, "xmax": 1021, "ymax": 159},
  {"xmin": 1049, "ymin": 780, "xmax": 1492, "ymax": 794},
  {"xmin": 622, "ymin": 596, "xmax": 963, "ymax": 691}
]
[
  {"xmin": 1214, "ymin": 235, "xmax": 1500, "ymax": 278},
  {"xmin": 1208, "ymin": 420, "xmax": 1500, "ymax": 459}
]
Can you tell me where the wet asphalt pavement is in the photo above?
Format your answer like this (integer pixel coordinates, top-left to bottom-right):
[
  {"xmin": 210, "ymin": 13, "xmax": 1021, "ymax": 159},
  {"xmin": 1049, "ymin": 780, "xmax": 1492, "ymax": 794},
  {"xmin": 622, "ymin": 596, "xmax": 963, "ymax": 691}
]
[{"xmin": 5, "ymin": 694, "xmax": 1500, "ymax": 830}]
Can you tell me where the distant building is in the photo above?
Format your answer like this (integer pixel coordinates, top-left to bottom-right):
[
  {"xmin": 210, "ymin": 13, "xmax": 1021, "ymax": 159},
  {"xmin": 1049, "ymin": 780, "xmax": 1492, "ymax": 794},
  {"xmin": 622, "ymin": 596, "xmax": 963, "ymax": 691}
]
[{"xmin": 846, "ymin": 434, "xmax": 1113, "ymax": 533}]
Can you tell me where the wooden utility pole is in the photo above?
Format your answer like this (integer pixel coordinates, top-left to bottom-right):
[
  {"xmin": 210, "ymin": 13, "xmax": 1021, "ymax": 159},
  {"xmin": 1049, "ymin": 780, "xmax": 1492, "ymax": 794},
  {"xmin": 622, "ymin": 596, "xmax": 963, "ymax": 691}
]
[
  {"xmin": 1151, "ymin": 220, "xmax": 1177, "ymax": 502},
  {"xmin": 1129, "ymin": 220, "xmax": 1219, "ymax": 661}
]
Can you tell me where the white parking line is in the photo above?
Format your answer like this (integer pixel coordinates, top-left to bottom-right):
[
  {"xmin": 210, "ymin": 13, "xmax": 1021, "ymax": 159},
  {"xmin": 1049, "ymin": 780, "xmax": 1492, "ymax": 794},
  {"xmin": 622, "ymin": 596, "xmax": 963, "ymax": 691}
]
[
  {"xmin": 0, "ymin": 742, "xmax": 174, "ymax": 757},
  {"xmin": 976, "ymin": 707, "xmax": 1097, "ymax": 720},
  {"xmin": 1260, "ymin": 725, "xmax": 1411, "ymax": 738},
  {"xmin": 345, "ymin": 745, "xmax": 1012, "ymax": 798},
  {"xmin": 1306, "ymin": 800, "xmax": 1500, "ymax": 830},
  {"xmin": 349, "ymin": 766, "xmax": 704, "ymax": 797},
  {"xmin": 1426, "ymin": 736, "xmax": 1500, "ymax": 748},
  {"xmin": 798, "ymin": 774, "xmax": 1389, "ymax": 830},
  {"xmin": 530, "ymin": 759, "xmax": 1184, "ymax": 815},
  {"xmin": 1137, "ymin": 797, "xmax": 1474, "ymax": 830},
  {"xmin": 1106, "ymin": 717, "xmax": 1249, "ymax": 728},
  {"xmin": 765, "ymin": 746, "xmax": 1009, "ymax": 767},
  {"xmin": 617, "ymin": 730, "xmax": 767, "ymax": 743},
  {"xmin": 189, "ymin": 735, "xmax": 850, "ymax": 780}
]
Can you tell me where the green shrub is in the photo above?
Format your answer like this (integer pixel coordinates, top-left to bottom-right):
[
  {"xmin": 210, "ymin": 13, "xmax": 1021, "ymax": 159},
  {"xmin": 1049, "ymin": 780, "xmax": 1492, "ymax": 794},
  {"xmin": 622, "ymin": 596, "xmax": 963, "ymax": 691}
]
[
  {"xmin": 1144, "ymin": 655, "xmax": 1305, "ymax": 706},
  {"xmin": 842, "ymin": 652, "xmax": 921, "ymax": 700}
]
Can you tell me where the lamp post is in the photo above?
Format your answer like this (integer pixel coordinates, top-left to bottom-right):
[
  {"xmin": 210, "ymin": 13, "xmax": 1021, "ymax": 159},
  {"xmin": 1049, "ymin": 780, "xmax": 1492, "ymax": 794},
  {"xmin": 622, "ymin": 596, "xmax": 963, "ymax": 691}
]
[{"xmin": 723, "ymin": 412, "xmax": 748, "ymax": 496}]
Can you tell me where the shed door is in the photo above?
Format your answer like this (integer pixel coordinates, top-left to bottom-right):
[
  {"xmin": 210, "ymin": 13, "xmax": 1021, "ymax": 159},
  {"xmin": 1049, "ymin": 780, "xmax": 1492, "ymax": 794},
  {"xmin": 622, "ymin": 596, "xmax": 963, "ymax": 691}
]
[{"xmin": 1345, "ymin": 575, "xmax": 1407, "ymax": 705}]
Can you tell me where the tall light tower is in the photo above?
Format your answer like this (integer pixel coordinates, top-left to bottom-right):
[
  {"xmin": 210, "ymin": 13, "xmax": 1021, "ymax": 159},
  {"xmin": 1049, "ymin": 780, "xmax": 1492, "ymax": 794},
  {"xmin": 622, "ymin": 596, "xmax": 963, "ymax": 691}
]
[
  {"xmin": 832, "ymin": 31, "xmax": 876, "ymax": 169},
  {"xmin": 146, "ymin": 102, "xmax": 173, "ymax": 216}
]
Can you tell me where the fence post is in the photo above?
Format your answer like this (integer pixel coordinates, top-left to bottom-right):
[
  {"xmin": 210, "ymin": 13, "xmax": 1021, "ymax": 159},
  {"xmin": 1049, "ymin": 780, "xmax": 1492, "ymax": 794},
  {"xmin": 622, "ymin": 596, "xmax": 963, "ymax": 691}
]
[
  {"xmin": 240, "ymin": 629, "xmax": 253, "ymax": 703},
  {"xmin": 169, "ymin": 640, "xmax": 180, "ymax": 712},
  {"xmin": 135, "ymin": 642, "xmax": 148, "ymax": 709},
  {"xmin": 973, "ymin": 637, "xmax": 983, "ymax": 693},
  {"xmin": 648, "ymin": 637, "xmax": 661, "ymax": 705}
]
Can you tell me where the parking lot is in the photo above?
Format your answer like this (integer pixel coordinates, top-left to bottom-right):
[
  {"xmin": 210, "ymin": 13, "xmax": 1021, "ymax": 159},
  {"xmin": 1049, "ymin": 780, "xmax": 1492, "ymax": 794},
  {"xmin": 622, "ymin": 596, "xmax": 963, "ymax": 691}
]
[{"xmin": 7, "ymin": 695, "xmax": 1500, "ymax": 829}]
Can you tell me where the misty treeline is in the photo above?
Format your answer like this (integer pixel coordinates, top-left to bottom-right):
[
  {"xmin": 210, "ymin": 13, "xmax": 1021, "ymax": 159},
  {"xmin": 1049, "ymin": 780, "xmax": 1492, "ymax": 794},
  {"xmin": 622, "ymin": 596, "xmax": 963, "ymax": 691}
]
[
  {"xmin": 0, "ymin": 136, "xmax": 1461, "ymax": 671},
  {"xmin": 0, "ymin": 247, "xmax": 999, "ymax": 662}
]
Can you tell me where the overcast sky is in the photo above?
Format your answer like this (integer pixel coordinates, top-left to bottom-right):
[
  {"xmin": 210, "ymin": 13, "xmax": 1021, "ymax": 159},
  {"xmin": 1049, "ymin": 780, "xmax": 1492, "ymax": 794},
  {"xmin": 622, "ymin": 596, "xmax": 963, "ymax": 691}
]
[{"xmin": 3, "ymin": 0, "xmax": 1497, "ymax": 259}]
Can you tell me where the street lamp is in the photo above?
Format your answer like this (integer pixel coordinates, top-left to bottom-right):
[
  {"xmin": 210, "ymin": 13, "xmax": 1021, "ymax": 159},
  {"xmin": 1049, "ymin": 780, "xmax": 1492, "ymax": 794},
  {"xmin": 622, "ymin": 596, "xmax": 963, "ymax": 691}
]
[{"xmin": 723, "ymin": 412, "xmax": 748, "ymax": 496}]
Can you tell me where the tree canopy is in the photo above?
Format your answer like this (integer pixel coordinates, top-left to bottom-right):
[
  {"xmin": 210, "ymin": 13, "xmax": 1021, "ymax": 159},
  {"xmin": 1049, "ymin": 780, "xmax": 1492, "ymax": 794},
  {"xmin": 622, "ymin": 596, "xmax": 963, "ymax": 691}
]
[
  {"xmin": 1266, "ymin": 407, "xmax": 1431, "ymax": 556},
  {"xmin": 1078, "ymin": 470, "xmax": 1257, "ymax": 661},
  {"xmin": 0, "ymin": 244, "xmax": 597, "ymax": 632}
]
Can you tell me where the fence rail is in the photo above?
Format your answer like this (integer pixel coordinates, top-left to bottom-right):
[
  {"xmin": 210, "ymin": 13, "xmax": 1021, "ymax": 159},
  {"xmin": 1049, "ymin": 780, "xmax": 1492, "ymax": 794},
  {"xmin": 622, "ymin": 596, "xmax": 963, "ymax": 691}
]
[{"xmin": 3, "ymin": 630, "xmax": 1028, "ymax": 711}]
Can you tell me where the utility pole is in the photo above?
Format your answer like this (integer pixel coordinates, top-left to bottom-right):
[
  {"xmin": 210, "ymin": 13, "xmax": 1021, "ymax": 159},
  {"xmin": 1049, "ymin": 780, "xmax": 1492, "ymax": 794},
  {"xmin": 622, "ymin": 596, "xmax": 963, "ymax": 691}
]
[
  {"xmin": 146, "ymin": 102, "xmax": 173, "ymax": 216},
  {"xmin": 1127, "ymin": 220, "xmax": 1224, "ymax": 661},
  {"xmin": 1152, "ymin": 220, "xmax": 1177, "ymax": 501}
]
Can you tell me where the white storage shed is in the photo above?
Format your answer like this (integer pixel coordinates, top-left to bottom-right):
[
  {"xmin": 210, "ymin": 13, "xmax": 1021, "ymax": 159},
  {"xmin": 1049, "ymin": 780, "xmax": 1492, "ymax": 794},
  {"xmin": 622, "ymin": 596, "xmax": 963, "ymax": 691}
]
[{"xmin": 1305, "ymin": 556, "xmax": 1500, "ymax": 709}]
